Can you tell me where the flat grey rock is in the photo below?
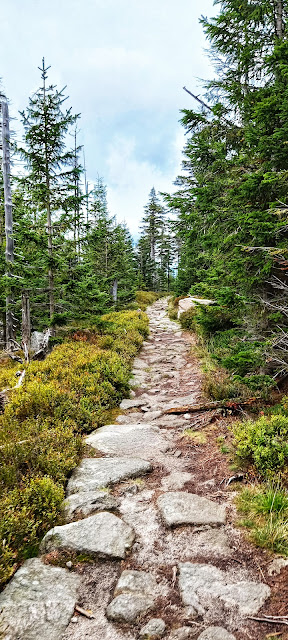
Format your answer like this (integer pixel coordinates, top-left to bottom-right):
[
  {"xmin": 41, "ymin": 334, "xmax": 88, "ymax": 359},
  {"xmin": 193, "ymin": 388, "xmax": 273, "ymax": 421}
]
[
  {"xmin": 62, "ymin": 490, "xmax": 118, "ymax": 519},
  {"xmin": 161, "ymin": 472, "xmax": 193, "ymax": 491},
  {"xmin": 139, "ymin": 618, "xmax": 166, "ymax": 638},
  {"xmin": 0, "ymin": 558, "xmax": 79, "ymax": 640},
  {"xmin": 120, "ymin": 397, "xmax": 148, "ymax": 410},
  {"xmin": 178, "ymin": 563, "xmax": 270, "ymax": 617},
  {"xmin": 67, "ymin": 457, "xmax": 152, "ymax": 494},
  {"xmin": 106, "ymin": 569, "xmax": 157, "ymax": 623},
  {"xmin": 168, "ymin": 628, "xmax": 196, "ymax": 640},
  {"xmin": 157, "ymin": 492, "xmax": 226, "ymax": 527},
  {"xmin": 198, "ymin": 628, "xmax": 236, "ymax": 640},
  {"xmin": 86, "ymin": 423, "xmax": 170, "ymax": 457},
  {"xmin": 106, "ymin": 593, "xmax": 154, "ymax": 623},
  {"xmin": 133, "ymin": 358, "xmax": 148, "ymax": 369},
  {"xmin": 40, "ymin": 512, "xmax": 135, "ymax": 559},
  {"xmin": 115, "ymin": 570, "xmax": 157, "ymax": 596}
]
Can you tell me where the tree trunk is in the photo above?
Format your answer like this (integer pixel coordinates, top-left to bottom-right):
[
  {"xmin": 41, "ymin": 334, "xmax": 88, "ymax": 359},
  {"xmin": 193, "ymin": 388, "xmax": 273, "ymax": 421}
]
[
  {"xmin": 1, "ymin": 96, "xmax": 15, "ymax": 351},
  {"xmin": 275, "ymin": 0, "xmax": 283, "ymax": 38},
  {"xmin": 21, "ymin": 290, "xmax": 31, "ymax": 360},
  {"xmin": 112, "ymin": 278, "xmax": 118, "ymax": 303},
  {"xmin": 42, "ymin": 60, "xmax": 55, "ymax": 323}
]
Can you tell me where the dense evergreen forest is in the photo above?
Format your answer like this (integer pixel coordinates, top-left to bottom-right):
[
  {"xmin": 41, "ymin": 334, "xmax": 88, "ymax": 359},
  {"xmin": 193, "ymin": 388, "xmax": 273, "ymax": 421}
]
[
  {"xmin": 1, "ymin": 0, "xmax": 288, "ymax": 596},
  {"xmin": 165, "ymin": 0, "xmax": 288, "ymax": 397}
]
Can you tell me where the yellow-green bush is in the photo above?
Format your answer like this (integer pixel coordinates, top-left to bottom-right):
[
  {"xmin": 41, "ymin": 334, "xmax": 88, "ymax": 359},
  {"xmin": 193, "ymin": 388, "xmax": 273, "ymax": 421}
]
[
  {"xmin": 0, "ymin": 309, "xmax": 148, "ymax": 588},
  {"xmin": 135, "ymin": 291, "xmax": 165, "ymax": 310}
]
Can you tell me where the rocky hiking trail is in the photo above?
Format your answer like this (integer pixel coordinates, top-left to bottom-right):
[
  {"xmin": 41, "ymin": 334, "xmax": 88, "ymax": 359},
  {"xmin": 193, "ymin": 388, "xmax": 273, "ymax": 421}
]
[{"xmin": 0, "ymin": 298, "xmax": 287, "ymax": 640}]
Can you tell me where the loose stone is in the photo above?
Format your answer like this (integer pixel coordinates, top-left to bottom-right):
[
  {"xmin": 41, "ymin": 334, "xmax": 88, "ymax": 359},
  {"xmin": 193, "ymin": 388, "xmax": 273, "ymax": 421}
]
[
  {"xmin": 62, "ymin": 489, "xmax": 118, "ymax": 519},
  {"xmin": 106, "ymin": 569, "xmax": 157, "ymax": 623},
  {"xmin": 168, "ymin": 628, "xmax": 197, "ymax": 640},
  {"xmin": 106, "ymin": 593, "xmax": 154, "ymax": 622},
  {"xmin": 157, "ymin": 492, "xmax": 226, "ymax": 527},
  {"xmin": 161, "ymin": 472, "xmax": 193, "ymax": 491},
  {"xmin": 120, "ymin": 397, "xmax": 148, "ymax": 409},
  {"xmin": 0, "ymin": 558, "xmax": 79, "ymax": 640},
  {"xmin": 40, "ymin": 512, "xmax": 135, "ymax": 559},
  {"xmin": 139, "ymin": 617, "xmax": 166, "ymax": 638},
  {"xmin": 197, "ymin": 628, "xmax": 236, "ymax": 640}
]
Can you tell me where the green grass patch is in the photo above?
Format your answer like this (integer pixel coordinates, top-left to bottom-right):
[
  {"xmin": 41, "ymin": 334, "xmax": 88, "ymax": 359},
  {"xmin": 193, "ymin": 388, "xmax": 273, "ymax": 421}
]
[
  {"xmin": 0, "ymin": 309, "xmax": 149, "ymax": 587},
  {"xmin": 236, "ymin": 483, "xmax": 288, "ymax": 556}
]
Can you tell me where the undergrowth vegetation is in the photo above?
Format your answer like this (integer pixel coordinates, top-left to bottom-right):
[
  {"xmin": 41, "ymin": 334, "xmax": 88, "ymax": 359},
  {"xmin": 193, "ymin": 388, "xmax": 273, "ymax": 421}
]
[
  {"xmin": 178, "ymin": 300, "xmax": 276, "ymax": 400},
  {"xmin": 236, "ymin": 484, "xmax": 288, "ymax": 556},
  {"xmin": 174, "ymin": 294, "xmax": 288, "ymax": 556},
  {"xmin": 136, "ymin": 290, "xmax": 166, "ymax": 310},
  {"xmin": 0, "ymin": 307, "xmax": 149, "ymax": 587}
]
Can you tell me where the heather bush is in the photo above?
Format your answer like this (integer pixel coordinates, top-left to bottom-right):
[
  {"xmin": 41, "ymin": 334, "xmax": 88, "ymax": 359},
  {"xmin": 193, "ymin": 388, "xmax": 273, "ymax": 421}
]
[{"xmin": 0, "ymin": 308, "xmax": 148, "ymax": 587}]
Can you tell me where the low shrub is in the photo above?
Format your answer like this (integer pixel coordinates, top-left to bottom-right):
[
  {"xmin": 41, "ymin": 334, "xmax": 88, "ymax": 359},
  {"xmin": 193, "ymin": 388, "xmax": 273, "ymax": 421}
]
[
  {"xmin": 135, "ymin": 290, "xmax": 166, "ymax": 310},
  {"xmin": 0, "ymin": 477, "xmax": 64, "ymax": 584},
  {"xmin": 203, "ymin": 368, "xmax": 248, "ymax": 400},
  {"xmin": 179, "ymin": 307, "xmax": 197, "ymax": 331},
  {"xmin": 0, "ymin": 308, "xmax": 148, "ymax": 588},
  {"xmin": 195, "ymin": 305, "xmax": 236, "ymax": 336},
  {"xmin": 232, "ymin": 413, "xmax": 288, "ymax": 476}
]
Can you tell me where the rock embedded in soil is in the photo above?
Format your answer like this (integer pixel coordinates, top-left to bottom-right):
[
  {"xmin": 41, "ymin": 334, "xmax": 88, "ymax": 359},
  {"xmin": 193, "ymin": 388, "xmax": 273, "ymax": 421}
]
[
  {"xmin": 197, "ymin": 628, "xmax": 236, "ymax": 640},
  {"xmin": 139, "ymin": 617, "xmax": 166, "ymax": 638},
  {"xmin": 62, "ymin": 490, "xmax": 118, "ymax": 519},
  {"xmin": 157, "ymin": 492, "xmax": 226, "ymax": 527},
  {"xmin": 86, "ymin": 423, "xmax": 170, "ymax": 457},
  {"xmin": 67, "ymin": 457, "xmax": 152, "ymax": 494},
  {"xmin": 267, "ymin": 556, "xmax": 288, "ymax": 575},
  {"xmin": 161, "ymin": 471, "xmax": 193, "ymax": 491},
  {"xmin": 0, "ymin": 558, "xmax": 79, "ymax": 640},
  {"xmin": 106, "ymin": 569, "xmax": 158, "ymax": 623},
  {"xmin": 168, "ymin": 628, "xmax": 196, "ymax": 640},
  {"xmin": 178, "ymin": 563, "xmax": 270, "ymax": 617},
  {"xmin": 115, "ymin": 570, "xmax": 157, "ymax": 595},
  {"xmin": 120, "ymin": 397, "xmax": 148, "ymax": 409},
  {"xmin": 40, "ymin": 512, "xmax": 135, "ymax": 559},
  {"xmin": 106, "ymin": 592, "xmax": 155, "ymax": 623}
]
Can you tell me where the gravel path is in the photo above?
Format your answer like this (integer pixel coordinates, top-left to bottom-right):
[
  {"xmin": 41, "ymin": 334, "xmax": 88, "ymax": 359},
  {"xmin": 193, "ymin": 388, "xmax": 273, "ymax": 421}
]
[{"xmin": 0, "ymin": 299, "xmax": 275, "ymax": 640}]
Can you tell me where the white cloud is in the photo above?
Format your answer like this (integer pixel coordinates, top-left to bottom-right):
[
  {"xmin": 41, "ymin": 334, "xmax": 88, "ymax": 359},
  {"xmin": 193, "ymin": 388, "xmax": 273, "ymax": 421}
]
[
  {"xmin": 106, "ymin": 127, "xmax": 185, "ymax": 236},
  {"xmin": 1, "ymin": 0, "xmax": 216, "ymax": 235}
]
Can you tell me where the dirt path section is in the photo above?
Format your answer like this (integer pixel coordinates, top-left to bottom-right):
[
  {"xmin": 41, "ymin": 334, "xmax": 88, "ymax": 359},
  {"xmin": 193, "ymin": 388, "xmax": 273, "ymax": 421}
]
[{"xmin": 0, "ymin": 298, "xmax": 286, "ymax": 640}]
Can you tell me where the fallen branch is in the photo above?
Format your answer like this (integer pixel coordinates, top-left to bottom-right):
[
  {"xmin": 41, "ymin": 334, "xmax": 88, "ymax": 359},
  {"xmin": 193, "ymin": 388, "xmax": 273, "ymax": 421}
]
[
  {"xmin": 165, "ymin": 397, "xmax": 261, "ymax": 415},
  {"xmin": 0, "ymin": 370, "xmax": 26, "ymax": 413},
  {"xmin": 247, "ymin": 614, "xmax": 288, "ymax": 626},
  {"xmin": 75, "ymin": 605, "xmax": 95, "ymax": 620}
]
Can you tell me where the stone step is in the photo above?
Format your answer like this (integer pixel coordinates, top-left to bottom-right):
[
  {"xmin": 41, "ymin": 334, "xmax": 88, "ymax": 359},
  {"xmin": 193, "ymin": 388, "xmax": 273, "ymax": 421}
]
[
  {"xmin": 40, "ymin": 512, "xmax": 135, "ymax": 559},
  {"xmin": 67, "ymin": 457, "xmax": 152, "ymax": 494},
  {"xmin": 157, "ymin": 492, "xmax": 226, "ymax": 527},
  {"xmin": 86, "ymin": 423, "xmax": 170, "ymax": 458}
]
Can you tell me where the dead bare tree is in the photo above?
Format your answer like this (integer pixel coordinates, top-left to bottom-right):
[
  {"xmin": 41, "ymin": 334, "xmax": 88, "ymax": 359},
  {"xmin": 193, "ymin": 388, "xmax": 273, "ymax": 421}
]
[{"xmin": 0, "ymin": 93, "xmax": 15, "ymax": 350}]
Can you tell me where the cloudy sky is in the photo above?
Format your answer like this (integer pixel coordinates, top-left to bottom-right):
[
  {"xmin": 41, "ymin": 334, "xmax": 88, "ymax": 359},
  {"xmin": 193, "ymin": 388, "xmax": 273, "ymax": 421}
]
[{"xmin": 1, "ymin": 0, "xmax": 216, "ymax": 236}]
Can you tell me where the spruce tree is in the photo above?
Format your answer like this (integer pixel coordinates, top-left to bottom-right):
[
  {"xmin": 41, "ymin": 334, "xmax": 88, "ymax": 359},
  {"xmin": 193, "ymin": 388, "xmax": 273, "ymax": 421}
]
[{"xmin": 19, "ymin": 59, "xmax": 79, "ymax": 324}]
